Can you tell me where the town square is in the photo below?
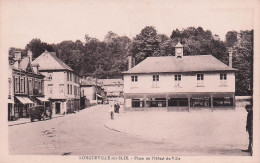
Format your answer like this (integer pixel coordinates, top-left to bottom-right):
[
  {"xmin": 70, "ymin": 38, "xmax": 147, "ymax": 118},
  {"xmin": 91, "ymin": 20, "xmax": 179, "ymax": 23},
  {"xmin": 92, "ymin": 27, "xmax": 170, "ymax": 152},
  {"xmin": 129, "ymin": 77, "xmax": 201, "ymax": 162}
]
[{"xmin": 1, "ymin": 0, "xmax": 259, "ymax": 163}]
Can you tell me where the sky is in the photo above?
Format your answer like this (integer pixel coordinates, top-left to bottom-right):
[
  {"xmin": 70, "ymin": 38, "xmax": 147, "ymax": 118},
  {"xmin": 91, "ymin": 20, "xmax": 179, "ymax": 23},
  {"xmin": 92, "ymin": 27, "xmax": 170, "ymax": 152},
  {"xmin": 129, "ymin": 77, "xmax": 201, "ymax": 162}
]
[{"xmin": 0, "ymin": 0, "xmax": 256, "ymax": 51}]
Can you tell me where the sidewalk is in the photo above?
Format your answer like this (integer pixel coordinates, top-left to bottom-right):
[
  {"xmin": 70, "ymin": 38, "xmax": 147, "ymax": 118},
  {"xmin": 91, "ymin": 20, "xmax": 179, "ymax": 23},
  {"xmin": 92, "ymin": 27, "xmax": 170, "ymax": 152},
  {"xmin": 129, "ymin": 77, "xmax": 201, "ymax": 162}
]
[
  {"xmin": 8, "ymin": 114, "xmax": 64, "ymax": 126},
  {"xmin": 105, "ymin": 107, "xmax": 249, "ymax": 153}
]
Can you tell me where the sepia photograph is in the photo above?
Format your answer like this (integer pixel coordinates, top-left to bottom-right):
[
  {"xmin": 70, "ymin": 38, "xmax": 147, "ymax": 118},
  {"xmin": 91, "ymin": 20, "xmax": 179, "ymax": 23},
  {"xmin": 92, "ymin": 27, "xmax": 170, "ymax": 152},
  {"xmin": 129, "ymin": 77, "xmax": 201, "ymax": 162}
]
[{"xmin": 0, "ymin": 0, "xmax": 259, "ymax": 163}]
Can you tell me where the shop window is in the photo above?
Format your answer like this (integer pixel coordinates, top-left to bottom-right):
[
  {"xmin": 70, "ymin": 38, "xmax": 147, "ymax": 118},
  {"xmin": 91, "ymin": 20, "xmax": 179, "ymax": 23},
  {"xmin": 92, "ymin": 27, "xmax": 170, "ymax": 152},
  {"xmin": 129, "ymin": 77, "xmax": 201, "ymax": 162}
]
[
  {"xmin": 168, "ymin": 98, "xmax": 188, "ymax": 107},
  {"xmin": 132, "ymin": 98, "xmax": 145, "ymax": 107},
  {"xmin": 146, "ymin": 98, "xmax": 166, "ymax": 107},
  {"xmin": 213, "ymin": 97, "xmax": 233, "ymax": 106},
  {"xmin": 152, "ymin": 75, "xmax": 159, "ymax": 87},
  {"xmin": 197, "ymin": 74, "xmax": 204, "ymax": 86},
  {"xmin": 190, "ymin": 97, "xmax": 210, "ymax": 107},
  {"xmin": 220, "ymin": 73, "xmax": 227, "ymax": 86},
  {"xmin": 174, "ymin": 74, "xmax": 182, "ymax": 87}
]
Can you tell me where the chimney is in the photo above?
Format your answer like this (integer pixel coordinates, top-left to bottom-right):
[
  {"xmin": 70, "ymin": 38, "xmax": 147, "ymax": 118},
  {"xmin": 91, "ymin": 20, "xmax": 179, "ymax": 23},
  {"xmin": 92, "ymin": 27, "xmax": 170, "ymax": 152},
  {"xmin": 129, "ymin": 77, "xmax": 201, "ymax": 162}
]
[
  {"xmin": 14, "ymin": 50, "xmax": 22, "ymax": 61},
  {"xmin": 28, "ymin": 50, "xmax": 33, "ymax": 62},
  {"xmin": 128, "ymin": 56, "xmax": 132, "ymax": 70},
  {"xmin": 14, "ymin": 50, "xmax": 22, "ymax": 69},
  {"xmin": 228, "ymin": 48, "xmax": 235, "ymax": 68}
]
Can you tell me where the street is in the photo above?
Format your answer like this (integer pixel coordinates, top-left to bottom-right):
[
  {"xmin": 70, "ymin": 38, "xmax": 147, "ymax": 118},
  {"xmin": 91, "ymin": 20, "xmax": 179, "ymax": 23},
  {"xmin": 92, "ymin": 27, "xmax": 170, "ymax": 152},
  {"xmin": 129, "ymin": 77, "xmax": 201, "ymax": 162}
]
[{"xmin": 9, "ymin": 105, "xmax": 250, "ymax": 156}]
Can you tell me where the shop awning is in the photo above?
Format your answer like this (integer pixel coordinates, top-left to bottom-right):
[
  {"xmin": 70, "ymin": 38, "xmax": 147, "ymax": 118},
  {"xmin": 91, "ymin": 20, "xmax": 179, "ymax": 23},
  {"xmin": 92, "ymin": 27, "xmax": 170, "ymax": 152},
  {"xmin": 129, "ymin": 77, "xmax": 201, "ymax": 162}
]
[
  {"xmin": 16, "ymin": 96, "xmax": 34, "ymax": 104},
  {"xmin": 7, "ymin": 99, "xmax": 14, "ymax": 103},
  {"xmin": 36, "ymin": 97, "xmax": 50, "ymax": 102}
]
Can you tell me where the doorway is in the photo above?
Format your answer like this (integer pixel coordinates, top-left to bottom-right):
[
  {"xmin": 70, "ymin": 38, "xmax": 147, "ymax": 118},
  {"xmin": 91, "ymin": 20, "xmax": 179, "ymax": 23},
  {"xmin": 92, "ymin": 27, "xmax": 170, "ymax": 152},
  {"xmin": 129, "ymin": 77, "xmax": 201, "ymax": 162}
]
[{"xmin": 55, "ymin": 102, "xmax": 61, "ymax": 114}]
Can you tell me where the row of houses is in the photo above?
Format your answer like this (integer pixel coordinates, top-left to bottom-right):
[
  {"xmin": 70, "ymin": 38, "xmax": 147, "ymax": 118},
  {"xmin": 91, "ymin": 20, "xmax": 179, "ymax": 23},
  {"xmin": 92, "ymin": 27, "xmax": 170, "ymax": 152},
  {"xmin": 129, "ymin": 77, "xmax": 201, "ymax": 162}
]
[
  {"xmin": 8, "ymin": 42, "xmax": 236, "ymax": 120},
  {"xmin": 7, "ymin": 50, "xmax": 123, "ymax": 121}
]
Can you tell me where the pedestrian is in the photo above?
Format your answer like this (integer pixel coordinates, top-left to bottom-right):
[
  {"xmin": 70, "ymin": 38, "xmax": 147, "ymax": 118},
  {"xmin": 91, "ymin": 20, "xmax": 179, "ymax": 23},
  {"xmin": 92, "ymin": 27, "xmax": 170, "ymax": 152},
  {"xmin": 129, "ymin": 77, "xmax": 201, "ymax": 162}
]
[
  {"xmin": 242, "ymin": 103, "xmax": 253, "ymax": 155},
  {"xmin": 109, "ymin": 102, "xmax": 115, "ymax": 120},
  {"xmin": 116, "ymin": 102, "xmax": 120, "ymax": 114}
]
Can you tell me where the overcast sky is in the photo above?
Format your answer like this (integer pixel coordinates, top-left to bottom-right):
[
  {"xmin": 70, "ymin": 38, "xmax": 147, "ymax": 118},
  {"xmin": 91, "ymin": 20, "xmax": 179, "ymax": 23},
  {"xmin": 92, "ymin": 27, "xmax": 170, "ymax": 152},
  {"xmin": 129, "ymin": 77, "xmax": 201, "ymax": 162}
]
[{"xmin": 0, "ymin": 0, "xmax": 255, "ymax": 51}]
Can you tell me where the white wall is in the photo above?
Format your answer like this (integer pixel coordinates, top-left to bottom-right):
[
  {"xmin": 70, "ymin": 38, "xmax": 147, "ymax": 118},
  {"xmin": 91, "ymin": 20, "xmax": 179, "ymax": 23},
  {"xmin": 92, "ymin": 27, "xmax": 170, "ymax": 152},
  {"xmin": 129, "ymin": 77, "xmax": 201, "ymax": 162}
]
[
  {"xmin": 124, "ymin": 72, "xmax": 235, "ymax": 94},
  {"xmin": 42, "ymin": 71, "xmax": 80, "ymax": 99}
]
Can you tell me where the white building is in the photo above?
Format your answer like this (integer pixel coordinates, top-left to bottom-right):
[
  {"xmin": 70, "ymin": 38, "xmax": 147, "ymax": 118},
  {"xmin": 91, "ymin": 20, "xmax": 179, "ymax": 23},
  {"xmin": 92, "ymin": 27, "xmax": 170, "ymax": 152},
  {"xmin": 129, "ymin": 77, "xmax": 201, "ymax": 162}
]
[
  {"xmin": 32, "ymin": 51, "xmax": 81, "ymax": 114},
  {"xmin": 122, "ymin": 42, "xmax": 236, "ymax": 111},
  {"xmin": 98, "ymin": 79, "xmax": 124, "ymax": 102}
]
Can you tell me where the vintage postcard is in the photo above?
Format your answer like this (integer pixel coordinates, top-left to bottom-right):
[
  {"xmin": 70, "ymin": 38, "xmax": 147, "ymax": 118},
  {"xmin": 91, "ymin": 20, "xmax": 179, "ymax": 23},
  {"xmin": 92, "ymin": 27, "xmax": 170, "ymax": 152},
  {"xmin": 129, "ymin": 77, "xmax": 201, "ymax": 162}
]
[{"xmin": 0, "ymin": 0, "xmax": 259, "ymax": 163}]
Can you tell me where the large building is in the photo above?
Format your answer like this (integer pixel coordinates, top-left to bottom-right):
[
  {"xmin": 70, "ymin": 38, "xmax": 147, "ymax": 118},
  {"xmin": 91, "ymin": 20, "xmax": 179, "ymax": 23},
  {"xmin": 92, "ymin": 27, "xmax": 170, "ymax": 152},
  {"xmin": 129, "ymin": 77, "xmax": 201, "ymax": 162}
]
[
  {"xmin": 8, "ymin": 51, "xmax": 46, "ymax": 120},
  {"xmin": 122, "ymin": 42, "xmax": 236, "ymax": 111},
  {"xmin": 32, "ymin": 50, "xmax": 81, "ymax": 115}
]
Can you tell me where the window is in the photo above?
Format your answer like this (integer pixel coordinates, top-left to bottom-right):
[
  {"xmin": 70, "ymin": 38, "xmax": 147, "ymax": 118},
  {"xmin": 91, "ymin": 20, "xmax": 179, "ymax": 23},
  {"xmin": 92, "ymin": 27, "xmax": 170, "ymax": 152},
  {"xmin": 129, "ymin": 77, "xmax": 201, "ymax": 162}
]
[
  {"xmin": 70, "ymin": 73, "xmax": 72, "ymax": 81},
  {"xmin": 152, "ymin": 75, "xmax": 159, "ymax": 87},
  {"xmin": 190, "ymin": 97, "xmax": 210, "ymax": 107},
  {"xmin": 146, "ymin": 98, "xmax": 166, "ymax": 107},
  {"xmin": 174, "ymin": 74, "xmax": 182, "ymax": 87},
  {"xmin": 67, "ymin": 72, "xmax": 69, "ymax": 81},
  {"xmin": 59, "ymin": 84, "xmax": 64, "ymax": 93},
  {"xmin": 70, "ymin": 85, "xmax": 72, "ymax": 94},
  {"xmin": 47, "ymin": 84, "xmax": 53, "ymax": 94},
  {"xmin": 28, "ymin": 78, "xmax": 33, "ymax": 95},
  {"xmin": 15, "ymin": 77, "xmax": 19, "ymax": 93},
  {"xmin": 131, "ymin": 76, "xmax": 138, "ymax": 82},
  {"xmin": 20, "ymin": 77, "xmax": 25, "ymax": 93},
  {"xmin": 34, "ymin": 79, "xmax": 38, "ymax": 90},
  {"xmin": 213, "ymin": 97, "xmax": 233, "ymax": 106},
  {"xmin": 46, "ymin": 72, "xmax": 53, "ymax": 80},
  {"xmin": 220, "ymin": 73, "xmax": 227, "ymax": 86},
  {"xmin": 74, "ymin": 86, "xmax": 77, "ymax": 95},
  {"xmin": 8, "ymin": 78, "xmax": 11, "ymax": 96},
  {"xmin": 168, "ymin": 98, "xmax": 188, "ymax": 107},
  {"xmin": 131, "ymin": 75, "xmax": 138, "ymax": 87},
  {"xmin": 38, "ymin": 81, "xmax": 42, "ymax": 94},
  {"xmin": 197, "ymin": 74, "xmax": 204, "ymax": 86},
  {"xmin": 67, "ymin": 84, "xmax": 70, "ymax": 94}
]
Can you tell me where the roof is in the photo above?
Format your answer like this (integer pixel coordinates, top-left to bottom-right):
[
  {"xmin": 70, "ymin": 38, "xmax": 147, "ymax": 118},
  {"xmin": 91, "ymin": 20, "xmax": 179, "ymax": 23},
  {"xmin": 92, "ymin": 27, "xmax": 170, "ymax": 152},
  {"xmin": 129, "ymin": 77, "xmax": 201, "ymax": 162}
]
[
  {"xmin": 122, "ymin": 55, "xmax": 236, "ymax": 74},
  {"xmin": 11, "ymin": 57, "xmax": 43, "ymax": 76},
  {"xmin": 98, "ymin": 79, "xmax": 123, "ymax": 85},
  {"xmin": 81, "ymin": 78, "xmax": 102, "ymax": 87},
  {"xmin": 175, "ymin": 42, "xmax": 183, "ymax": 48},
  {"xmin": 32, "ymin": 51, "xmax": 73, "ymax": 71}
]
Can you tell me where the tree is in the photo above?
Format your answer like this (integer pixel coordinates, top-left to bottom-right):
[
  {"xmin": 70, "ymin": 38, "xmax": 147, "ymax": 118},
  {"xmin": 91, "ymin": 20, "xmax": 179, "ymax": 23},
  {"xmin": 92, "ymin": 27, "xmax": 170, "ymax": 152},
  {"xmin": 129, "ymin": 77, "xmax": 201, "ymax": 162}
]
[
  {"xmin": 170, "ymin": 27, "xmax": 227, "ymax": 63},
  {"xmin": 225, "ymin": 31, "xmax": 238, "ymax": 47},
  {"xmin": 130, "ymin": 26, "xmax": 160, "ymax": 64},
  {"xmin": 231, "ymin": 30, "xmax": 253, "ymax": 95},
  {"xmin": 25, "ymin": 38, "xmax": 54, "ymax": 59}
]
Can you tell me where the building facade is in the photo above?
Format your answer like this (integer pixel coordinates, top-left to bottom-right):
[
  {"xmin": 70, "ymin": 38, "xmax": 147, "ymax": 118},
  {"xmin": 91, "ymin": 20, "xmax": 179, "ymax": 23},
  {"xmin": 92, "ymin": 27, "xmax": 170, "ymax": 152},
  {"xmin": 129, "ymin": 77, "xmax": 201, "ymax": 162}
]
[
  {"xmin": 32, "ymin": 51, "xmax": 81, "ymax": 115},
  {"xmin": 122, "ymin": 43, "xmax": 236, "ymax": 111},
  {"xmin": 98, "ymin": 79, "xmax": 124, "ymax": 103},
  {"xmin": 81, "ymin": 77, "xmax": 105, "ymax": 105},
  {"xmin": 8, "ymin": 51, "xmax": 46, "ymax": 120}
]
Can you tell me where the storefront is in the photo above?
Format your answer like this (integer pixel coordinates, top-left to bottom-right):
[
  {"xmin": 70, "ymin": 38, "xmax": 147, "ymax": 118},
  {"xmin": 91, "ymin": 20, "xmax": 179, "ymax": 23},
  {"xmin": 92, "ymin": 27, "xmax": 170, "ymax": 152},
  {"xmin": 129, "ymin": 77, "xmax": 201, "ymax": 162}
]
[
  {"xmin": 15, "ymin": 96, "xmax": 34, "ymax": 118},
  {"xmin": 124, "ymin": 92, "xmax": 235, "ymax": 111}
]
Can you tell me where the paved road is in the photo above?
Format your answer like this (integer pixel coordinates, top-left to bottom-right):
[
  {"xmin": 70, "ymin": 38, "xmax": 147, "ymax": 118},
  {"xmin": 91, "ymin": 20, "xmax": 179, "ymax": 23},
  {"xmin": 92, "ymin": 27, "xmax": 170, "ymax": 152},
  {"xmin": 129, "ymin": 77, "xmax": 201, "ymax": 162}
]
[{"xmin": 8, "ymin": 105, "xmax": 250, "ymax": 156}]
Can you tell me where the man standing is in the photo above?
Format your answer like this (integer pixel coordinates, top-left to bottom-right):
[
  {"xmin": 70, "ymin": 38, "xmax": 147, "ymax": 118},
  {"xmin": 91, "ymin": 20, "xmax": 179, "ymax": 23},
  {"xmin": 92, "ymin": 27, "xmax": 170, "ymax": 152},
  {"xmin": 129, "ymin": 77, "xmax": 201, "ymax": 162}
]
[{"xmin": 242, "ymin": 103, "xmax": 253, "ymax": 155}]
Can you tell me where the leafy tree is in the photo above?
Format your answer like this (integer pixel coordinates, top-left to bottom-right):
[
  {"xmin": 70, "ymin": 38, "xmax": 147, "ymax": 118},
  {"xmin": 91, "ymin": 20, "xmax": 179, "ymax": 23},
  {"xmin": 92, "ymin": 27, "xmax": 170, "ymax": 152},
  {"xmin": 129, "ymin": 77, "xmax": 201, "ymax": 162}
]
[
  {"xmin": 170, "ymin": 27, "xmax": 227, "ymax": 63},
  {"xmin": 25, "ymin": 38, "xmax": 54, "ymax": 59},
  {"xmin": 130, "ymin": 26, "xmax": 160, "ymax": 64},
  {"xmin": 231, "ymin": 30, "xmax": 253, "ymax": 95},
  {"xmin": 225, "ymin": 31, "xmax": 238, "ymax": 47}
]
